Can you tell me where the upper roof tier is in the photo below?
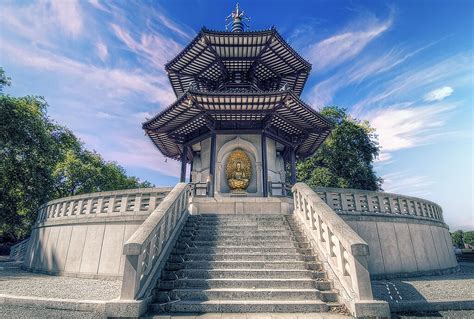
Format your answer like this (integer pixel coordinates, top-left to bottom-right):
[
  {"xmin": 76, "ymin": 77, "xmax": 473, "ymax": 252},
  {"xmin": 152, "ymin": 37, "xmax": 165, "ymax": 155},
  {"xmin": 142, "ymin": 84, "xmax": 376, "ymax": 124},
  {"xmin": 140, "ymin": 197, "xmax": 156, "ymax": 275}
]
[{"xmin": 166, "ymin": 28, "xmax": 312, "ymax": 97}]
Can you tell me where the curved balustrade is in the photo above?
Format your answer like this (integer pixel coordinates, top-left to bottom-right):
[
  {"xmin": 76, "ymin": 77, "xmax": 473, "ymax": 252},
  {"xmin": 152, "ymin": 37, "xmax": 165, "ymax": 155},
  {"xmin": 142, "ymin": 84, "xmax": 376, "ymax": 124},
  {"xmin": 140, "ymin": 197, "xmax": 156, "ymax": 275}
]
[
  {"xmin": 121, "ymin": 183, "xmax": 192, "ymax": 300},
  {"xmin": 314, "ymin": 187, "xmax": 444, "ymax": 222},
  {"xmin": 35, "ymin": 187, "xmax": 173, "ymax": 224},
  {"xmin": 292, "ymin": 183, "xmax": 388, "ymax": 316}
]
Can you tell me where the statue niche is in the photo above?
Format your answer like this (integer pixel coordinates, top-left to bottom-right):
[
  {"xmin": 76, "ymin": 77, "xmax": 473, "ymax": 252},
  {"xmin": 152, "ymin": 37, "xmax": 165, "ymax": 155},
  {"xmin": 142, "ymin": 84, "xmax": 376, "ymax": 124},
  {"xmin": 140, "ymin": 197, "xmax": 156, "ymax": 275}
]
[{"xmin": 226, "ymin": 149, "xmax": 252, "ymax": 192}]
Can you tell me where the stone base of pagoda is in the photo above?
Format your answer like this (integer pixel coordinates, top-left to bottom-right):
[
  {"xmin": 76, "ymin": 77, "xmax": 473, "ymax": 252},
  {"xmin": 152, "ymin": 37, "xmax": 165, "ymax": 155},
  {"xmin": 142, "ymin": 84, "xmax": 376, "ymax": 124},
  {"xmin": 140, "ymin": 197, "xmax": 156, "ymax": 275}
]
[{"xmin": 189, "ymin": 196, "xmax": 294, "ymax": 215}]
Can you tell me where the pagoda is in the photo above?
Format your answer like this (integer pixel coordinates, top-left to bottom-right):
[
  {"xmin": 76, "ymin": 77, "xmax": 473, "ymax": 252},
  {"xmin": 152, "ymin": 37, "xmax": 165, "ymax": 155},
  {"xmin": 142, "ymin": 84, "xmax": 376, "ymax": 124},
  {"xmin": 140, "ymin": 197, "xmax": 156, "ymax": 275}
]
[{"xmin": 143, "ymin": 4, "xmax": 332, "ymax": 197}]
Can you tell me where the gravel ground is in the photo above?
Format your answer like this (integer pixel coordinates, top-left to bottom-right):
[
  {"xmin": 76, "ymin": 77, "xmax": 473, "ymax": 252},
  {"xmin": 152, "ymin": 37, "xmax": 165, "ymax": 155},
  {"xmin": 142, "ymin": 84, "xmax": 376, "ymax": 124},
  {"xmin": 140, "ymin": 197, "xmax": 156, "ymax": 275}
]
[
  {"xmin": 0, "ymin": 305, "xmax": 103, "ymax": 319},
  {"xmin": 391, "ymin": 310, "xmax": 474, "ymax": 318},
  {"xmin": 0, "ymin": 261, "xmax": 121, "ymax": 300},
  {"xmin": 372, "ymin": 262, "xmax": 474, "ymax": 302}
]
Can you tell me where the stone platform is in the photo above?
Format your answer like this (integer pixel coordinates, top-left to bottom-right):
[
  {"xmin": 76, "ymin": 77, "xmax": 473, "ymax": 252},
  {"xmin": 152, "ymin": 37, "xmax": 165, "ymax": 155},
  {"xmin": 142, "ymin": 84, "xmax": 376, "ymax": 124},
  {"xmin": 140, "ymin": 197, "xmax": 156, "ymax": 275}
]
[{"xmin": 189, "ymin": 196, "xmax": 293, "ymax": 215}]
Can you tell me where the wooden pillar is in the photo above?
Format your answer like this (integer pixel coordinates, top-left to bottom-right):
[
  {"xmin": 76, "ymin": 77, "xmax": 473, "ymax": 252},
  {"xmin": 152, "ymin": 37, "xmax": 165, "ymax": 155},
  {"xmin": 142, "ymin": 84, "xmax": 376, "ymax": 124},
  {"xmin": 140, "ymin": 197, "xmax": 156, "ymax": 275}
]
[
  {"xmin": 180, "ymin": 145, "xmax": 187, "ymax": 183},
  {"xmin": 261, "ymin": 133, "xmax": 268, "ymax": 197},
  {"xmin": 209, "ymin": 132, "xmax": 216, "ymax": 197},
  {"xmin": 290, "ymin": 147, "xmax": 297, "ymax": 185},
  {"xmin": 189, "ymin": 157, "xmax": 193, "ymax": 183}
]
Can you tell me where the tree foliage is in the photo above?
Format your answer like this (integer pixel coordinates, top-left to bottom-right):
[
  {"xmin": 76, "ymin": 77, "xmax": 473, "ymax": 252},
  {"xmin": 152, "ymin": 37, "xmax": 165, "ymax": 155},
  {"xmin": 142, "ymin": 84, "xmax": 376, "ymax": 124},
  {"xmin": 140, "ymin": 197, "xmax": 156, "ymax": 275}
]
[
  {"xmin": 450, "ymin": 230, "xmax": 464, "ymax": 248},
  {"xmin": 0, "ymin": 71, "xmax": 153, "ymax": 239},
  {"xmin": 463, "ymin": 231, "xmax": 474, "ymax": 246},
  {"xmin": 450, "ymin": 230, "xmax": 474, "ymax": 248},
  {"xmin": 297, "ymin": 106, "xmax": 382, "ymax": 191}
]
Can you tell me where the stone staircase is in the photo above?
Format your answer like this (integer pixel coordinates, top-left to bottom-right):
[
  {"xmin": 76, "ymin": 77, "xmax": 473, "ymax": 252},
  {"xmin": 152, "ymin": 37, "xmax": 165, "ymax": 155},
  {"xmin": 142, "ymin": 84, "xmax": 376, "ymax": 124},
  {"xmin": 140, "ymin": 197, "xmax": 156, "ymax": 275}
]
[{"xmin": 150, "ymin": 214, "xmax": 345, "ymax": 313}]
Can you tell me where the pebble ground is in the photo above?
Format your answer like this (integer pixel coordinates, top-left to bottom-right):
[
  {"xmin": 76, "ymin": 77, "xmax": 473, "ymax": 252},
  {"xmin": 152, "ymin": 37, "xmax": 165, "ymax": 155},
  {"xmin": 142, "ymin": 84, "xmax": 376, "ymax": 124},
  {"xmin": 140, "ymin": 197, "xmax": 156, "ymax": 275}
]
[
  {"xmin": 0, "ymin": 260, "xmax": 121, "ymax": 300},
  {"xmin": 372, "ymin": 262, "xmax": 474, "ymax": 302}
]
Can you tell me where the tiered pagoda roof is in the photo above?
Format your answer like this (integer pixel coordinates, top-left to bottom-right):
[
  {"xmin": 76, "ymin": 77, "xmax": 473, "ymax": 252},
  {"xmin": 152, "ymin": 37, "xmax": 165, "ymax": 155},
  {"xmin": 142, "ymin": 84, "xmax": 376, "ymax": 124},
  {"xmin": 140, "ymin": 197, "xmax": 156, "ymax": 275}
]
[
  {"xmin": 143, "ymin": 16, "xmax": 332, "ymax": 162},
  {"xmin": 165, "ymin": 28, "xmax": 311, "ymax": 97}
]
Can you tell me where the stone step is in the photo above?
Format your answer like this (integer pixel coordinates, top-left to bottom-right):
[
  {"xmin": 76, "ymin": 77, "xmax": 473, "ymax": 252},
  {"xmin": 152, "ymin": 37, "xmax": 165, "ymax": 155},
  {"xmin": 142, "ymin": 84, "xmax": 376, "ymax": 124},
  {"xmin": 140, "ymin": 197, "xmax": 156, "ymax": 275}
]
[
  {"xmin": 171, "ymin": 253, "xmax": 316, "ymax": 262},
  {"xmin": 182, "ymin": 225, "xmax": 290, "ymax": 231},
  {"xmin": 160, "ymin": 278, "xmax": 333, "ymax": 290},
  {"xmin": 150, "ymin": 299, "xmax": 331, "ymax": 313},
  {"xmin": 177, "ymin": 246, "xmax": 312, "ymax": 255},
  {"xmin": 165, "ymin": 260, "xmax": 321, "ymax": 270},
  {"xmin": 176, "ymin": 241, "xmax": 308, "ymax": 248},
  {"xmin": 162, "ymin": 269, "xmax": 326, "ymax": 280},
  {"xmin": 188, "ymin": 215, "xmax": 287, "ymax": 220},
  {"xmin": 182, "ymin": 230, "xmax": 294, "ymax": 236},
  {"xmin": 185, "ymin": 219, "xmax": 287, "ymax": 224},
  {"xmin": 155, "ymin": 288, "xmax": 330, "ymax": 302},
  {"xmin": 180, "ymin": 235, "xmax": 297, "ymax": 241}
]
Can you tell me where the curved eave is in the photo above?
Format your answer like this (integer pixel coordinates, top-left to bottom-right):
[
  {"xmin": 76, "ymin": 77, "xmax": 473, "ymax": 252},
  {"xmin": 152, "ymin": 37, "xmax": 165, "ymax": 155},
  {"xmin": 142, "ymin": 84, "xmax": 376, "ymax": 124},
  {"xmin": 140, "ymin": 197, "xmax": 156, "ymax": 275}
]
[{"xmin": 143, "ymin": 89, "xmax": 332, "ymax": 160}]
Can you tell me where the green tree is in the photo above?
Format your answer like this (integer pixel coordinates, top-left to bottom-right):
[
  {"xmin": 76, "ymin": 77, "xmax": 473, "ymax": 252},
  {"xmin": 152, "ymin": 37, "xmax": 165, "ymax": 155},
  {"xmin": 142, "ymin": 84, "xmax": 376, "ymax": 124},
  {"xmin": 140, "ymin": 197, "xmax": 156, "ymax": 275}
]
[
  {"xmin": 297, "ymin": 106, "xmax": 382, "ymax": 191},
  {"xmin": 450, "ymin": 230, "xmax": 464, "ymax": 248},
  {"xmin": 0, "ymin": 68, "xmax": 11, "ymax": 92},
  {"xmin": 52, "ymin": 149, "xmax": 152, "ymax": 198},
  {"xmin": 0, "ymin": 70, "xmax": 153, "ymax": 240},
  {"xmin": 463, "ymin": 231, "xmax": 474, "ymax": 247}
]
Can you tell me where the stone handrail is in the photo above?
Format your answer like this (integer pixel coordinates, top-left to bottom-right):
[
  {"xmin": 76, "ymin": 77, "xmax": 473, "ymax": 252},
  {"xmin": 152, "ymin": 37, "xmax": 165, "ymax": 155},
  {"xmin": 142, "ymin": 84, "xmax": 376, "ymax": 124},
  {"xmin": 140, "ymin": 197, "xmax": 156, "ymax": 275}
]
[
  {"xmin": 314, "ymin": 187, "xmax": 444, "ymax": 222},
  {"xmin": 120, "ymin": 183, "xmax": 192, "ymax": 300},
  {"xmin": 35, "ymin": 187, "xmax": 173, "ymax": 224},
  {"xmin": 292, "ymin": 183, "xmax": 376, "ymax": 313},
  {"xmin": 9, "ymin": 238, "xmax": 30, "ymax": 262}
]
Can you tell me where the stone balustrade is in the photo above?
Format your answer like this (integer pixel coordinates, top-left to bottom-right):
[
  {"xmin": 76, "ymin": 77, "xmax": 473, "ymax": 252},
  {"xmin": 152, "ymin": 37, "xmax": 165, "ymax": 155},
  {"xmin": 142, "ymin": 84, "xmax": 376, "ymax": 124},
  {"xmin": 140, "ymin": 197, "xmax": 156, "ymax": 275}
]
[
  {"xmin": 120, "ymin": 183, "xmax": 192, "ymax": 300},
  {"xmin": 314, "ymin": 187, "xmax": 444, "ymax": 222},
  {"xmin": 9, "ymin": 238, "xmax": 30, "ymax": 262},
  {"xmin": 35, "ymin": 187, "xmax": 173, "ymax": 224},
  {"xmin": 292, "ymin": 183, "xmax": 387, "ymax": 316}
]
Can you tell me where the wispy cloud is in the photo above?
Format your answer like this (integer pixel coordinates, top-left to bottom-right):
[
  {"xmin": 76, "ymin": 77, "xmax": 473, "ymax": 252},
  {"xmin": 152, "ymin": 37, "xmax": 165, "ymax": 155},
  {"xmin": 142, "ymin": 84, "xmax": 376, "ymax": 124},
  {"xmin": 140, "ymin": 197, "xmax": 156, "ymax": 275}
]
[
  {"xmin": 110, "ymin": 23, "xmax": 182, "ymax": 68},
  {"xmin": 49, "ymin": 0, "xmax": 84, "ymax": 36},
  {"xmin": 424, "ymin": 86, "xmax": 454, "ymax": 102},
  {"xmin": 95, "ymin": 41, "xmax": 109, "ymax": 61},
  {"xmin": 382, "ymin": 171, "xmax": 434, "ymax": 197},
  {"xmin": 304, "ymin": 12, "xmax": 393, "ymax": 72},
  {"xmin": 352, "ymin": 52, "xmax": 472, "ymax": 113},
  {"xmin": 308, "ymin": 46, "xmax": 426, "ymax": 107},
  {"xmin": 2, "ymin": 41, "xmax": 174, "ymax": 105},
  {"xmin": 366, "ymin": 101, "xmax": 457, "ymax": 152}
]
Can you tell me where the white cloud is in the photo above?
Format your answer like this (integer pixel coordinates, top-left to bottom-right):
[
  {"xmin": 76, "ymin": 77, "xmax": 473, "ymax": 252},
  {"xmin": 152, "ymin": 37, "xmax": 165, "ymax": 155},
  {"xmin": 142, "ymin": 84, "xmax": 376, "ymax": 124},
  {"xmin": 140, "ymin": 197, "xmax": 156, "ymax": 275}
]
[
  {"xmin": 382, "ymin": 171, "xmax": 434, "ymax": 197},
  {"xmin": 375, "ymin": 152, "xmax": 392, "ymax": 162},
  {"xmin": 95, "ymin": 41, "xmax": 109, "ymax": 61},
  {"xmin": 305, "ymin": 14, "xmax": 393, "ymax": 71},
  {"xmin": 2, "ymin": 41, "xmax": 175, "ymax": 105},
  {"xmin": 110, "ymin": 23, "xmax": 182, "ymax": 69},
  {"xmin": 352, "ymin": 53, "xmax": 471, "ymax": 113},
  {"xmin": 366, "ymin": 102, "xmax": 457, "ymax": 152},
  {"xmin": 424, "ymin": 86, "xmax": 454, "ymax": 102},
  {"xmin": 49, "ymin": 0, "xmax": 84, "ymax": 36},
  {"xmin": 308, "ymin": 47, "xmax": 421, "ymax": 107}
]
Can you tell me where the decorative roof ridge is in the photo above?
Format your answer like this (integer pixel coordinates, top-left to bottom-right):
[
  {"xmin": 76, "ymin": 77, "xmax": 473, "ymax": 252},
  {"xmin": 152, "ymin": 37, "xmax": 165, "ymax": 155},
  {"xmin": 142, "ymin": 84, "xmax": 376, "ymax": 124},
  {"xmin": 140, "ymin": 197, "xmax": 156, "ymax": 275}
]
[
  {"xmin": 201, "ymin": 26, "xmax": 276, "ymax": 34},
  {"xmin": 165, "ymin": 27, "xmax": 206, "ymax": 71},
  {"xmin": 188, "ymin": 87, "xmax": 290, "ymax": 96},
  {"xmin": 142, "ymin": 91, "xmax": 191, "ymax": 129},
  {"xmin": 286, "ymin": 90, "xmax": 333, "ymax": 128},
  {"xmin": 271, "ymin": 31, "xmax": 312, "ymax": 70}
]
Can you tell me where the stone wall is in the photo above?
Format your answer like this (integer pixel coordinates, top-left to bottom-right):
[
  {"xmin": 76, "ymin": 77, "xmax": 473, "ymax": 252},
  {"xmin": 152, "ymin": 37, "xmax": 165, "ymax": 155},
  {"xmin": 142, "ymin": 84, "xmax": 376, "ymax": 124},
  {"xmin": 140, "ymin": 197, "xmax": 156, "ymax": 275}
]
[
  {"xmin": 314, "ymin": 187, "xmax": 458, "ymax": 278},
  {"xmin": 23, "ymin": 188, "xmax": 172, "ymax": 279}
]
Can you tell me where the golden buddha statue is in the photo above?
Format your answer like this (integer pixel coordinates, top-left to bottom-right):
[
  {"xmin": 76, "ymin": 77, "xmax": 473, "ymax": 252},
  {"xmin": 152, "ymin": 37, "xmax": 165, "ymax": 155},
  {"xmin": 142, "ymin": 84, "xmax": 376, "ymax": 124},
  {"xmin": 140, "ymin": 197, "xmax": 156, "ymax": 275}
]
[{"xmin": 226, "ymin": 149, "xmax": 252, "ymax": 192}]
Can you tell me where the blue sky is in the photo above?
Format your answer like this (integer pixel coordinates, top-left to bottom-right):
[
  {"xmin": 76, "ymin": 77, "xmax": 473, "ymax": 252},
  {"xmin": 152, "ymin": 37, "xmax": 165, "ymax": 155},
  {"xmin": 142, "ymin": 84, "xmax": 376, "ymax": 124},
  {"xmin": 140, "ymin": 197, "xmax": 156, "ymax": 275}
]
[{"xmin": 0, "ymin": 0, "xmax": 472, "ymax": 230}]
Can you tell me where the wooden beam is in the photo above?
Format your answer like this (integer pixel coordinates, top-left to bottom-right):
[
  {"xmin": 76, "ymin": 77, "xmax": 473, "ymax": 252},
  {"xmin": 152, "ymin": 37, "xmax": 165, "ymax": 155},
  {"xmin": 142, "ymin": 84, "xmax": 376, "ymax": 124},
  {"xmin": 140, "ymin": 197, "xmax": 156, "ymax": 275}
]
[
  {"xmin": 180, "ymin": 145, "xmax": 188, "ymax": 182},
  {"xmin": 290, "ymin": 147, "xmax": 296, "ymax": 185},
  {"xmin": 261, "ymin": 133, "xmax": 268, "ymax": 197},
  {"xmin": 209, "ymin": 132, "xmax": 217, "ymax": 197}
]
